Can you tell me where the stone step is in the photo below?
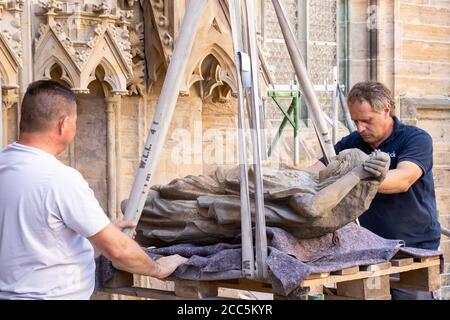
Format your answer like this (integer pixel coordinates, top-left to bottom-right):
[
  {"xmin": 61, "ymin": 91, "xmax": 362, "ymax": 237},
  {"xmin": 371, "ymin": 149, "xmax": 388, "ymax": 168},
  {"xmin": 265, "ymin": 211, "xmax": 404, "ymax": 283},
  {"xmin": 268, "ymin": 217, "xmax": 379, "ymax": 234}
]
[
  {"xmin": 420, "ymin": 120, "xmax": 450, "ymax": 144},
  {"xmin": 433, "ymin": 165, "xmax": 450, "ymax": 189},
  {"xmin": 441, "ymin": 274, "xmax": 450, "ymax": 287},
  {"xmin": 436, "ymin": 188, "xmax": 450, "ymax": 214},
  {"xmin": 441, "ymin": 239, "xmax": 450, "ymax": 260},
  {"xmin": 439, "ymin": 286, "xmax": 450, "ymax": 300},
  {"xmin": 445, "ymin": 265, "xmax": 450, "ymax": 281},
  {"xmin": 433, "ymin": 143, "xmax": 450, "ymax": 166},
  {"xmin": 439, "ymin": 214, "xmax": 450, "ymax": 229}
]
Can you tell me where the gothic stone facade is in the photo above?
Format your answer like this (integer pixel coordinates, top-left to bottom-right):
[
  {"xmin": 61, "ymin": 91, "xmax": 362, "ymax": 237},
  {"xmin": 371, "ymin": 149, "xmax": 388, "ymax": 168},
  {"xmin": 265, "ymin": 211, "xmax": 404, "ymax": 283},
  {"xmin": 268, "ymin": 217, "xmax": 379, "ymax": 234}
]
[{"xmin": 0, "ymin": 0, "xmax": 448, "ymax": 298}]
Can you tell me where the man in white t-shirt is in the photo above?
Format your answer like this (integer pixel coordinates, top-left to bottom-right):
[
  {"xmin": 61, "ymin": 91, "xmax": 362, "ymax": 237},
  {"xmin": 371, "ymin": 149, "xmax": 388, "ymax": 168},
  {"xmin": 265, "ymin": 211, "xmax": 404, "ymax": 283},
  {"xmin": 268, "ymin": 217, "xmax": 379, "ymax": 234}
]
[{"xmin": 0, "ymin": 80, "xmax": 187, "ymax": 299}]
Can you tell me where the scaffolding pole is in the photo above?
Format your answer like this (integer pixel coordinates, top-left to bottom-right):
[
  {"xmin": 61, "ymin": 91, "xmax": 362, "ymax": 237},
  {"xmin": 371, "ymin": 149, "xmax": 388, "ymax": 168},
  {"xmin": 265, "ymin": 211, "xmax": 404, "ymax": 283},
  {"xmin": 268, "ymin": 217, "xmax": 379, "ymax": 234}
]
[
  {"xmin": 338, "ymin": 84, "xmax": 356, "ymax": 133},
  {"xmin": 243, "ymin": 0, "xmax": 268, "ymax": 280},
  {"xmin": 271, "ymin": 0, "xmax": 336, "ymax": 164},
  {"xmin": 332, "ymin": 66, "xmax": 338, "ymax": 144},
  {"xmin": 267, "ymin": 83, "xmax": 300, "ymax": 167},
  {"xmin": 122, "ymin": 0, "xmax": 208, "ymax": 235},
  {"xmin": 229, "ymin": 0, "xmax": 255, "ymax": 279},
  {"xmin": 0, "ymin": 78, "xmax": 3, "ymax": 150}
]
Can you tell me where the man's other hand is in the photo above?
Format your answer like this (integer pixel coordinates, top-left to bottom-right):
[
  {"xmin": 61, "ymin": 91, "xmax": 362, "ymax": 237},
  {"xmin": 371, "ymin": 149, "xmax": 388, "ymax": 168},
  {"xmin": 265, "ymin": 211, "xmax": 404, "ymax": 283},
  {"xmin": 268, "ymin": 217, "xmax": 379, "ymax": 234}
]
[
  {"xmin": 155, "ymin": 254, "xmax": 188, "ymax": 279},
  {"xmin": 111, "ymin": 219, "xmax": 137, "ymax": 239},
  {"xmin": 363, "ymin": 150, "xmax": 390, "ymax": 180}
]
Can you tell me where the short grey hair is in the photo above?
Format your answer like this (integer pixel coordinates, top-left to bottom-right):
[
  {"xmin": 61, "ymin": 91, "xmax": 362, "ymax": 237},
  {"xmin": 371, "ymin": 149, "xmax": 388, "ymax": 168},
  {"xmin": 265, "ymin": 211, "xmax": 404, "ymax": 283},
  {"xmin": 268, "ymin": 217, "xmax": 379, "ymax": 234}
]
[
  {"xmin": 20, "ymin": 80, "xmax": 77, "ymax": 133},
  {"xmin": 347, "ymin": 81, "xmax": 395, "ymax": 116}
]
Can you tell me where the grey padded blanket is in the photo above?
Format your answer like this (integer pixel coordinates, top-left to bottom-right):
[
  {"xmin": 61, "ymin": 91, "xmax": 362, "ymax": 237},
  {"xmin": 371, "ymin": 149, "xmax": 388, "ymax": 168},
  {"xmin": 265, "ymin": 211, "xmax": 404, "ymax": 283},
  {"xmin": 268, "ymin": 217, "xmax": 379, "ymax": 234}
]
[{"xmin": 97, "ymin": 223, "xmax": 443, "ymax": 296}]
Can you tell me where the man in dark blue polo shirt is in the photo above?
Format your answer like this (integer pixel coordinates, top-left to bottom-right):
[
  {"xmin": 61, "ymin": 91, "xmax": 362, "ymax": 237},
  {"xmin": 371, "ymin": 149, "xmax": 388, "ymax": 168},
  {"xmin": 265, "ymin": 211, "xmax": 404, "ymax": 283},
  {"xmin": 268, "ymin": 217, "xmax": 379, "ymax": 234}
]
[{"xmin": 308, "ymin": 81, "xmax": 441, "ymax": 299}]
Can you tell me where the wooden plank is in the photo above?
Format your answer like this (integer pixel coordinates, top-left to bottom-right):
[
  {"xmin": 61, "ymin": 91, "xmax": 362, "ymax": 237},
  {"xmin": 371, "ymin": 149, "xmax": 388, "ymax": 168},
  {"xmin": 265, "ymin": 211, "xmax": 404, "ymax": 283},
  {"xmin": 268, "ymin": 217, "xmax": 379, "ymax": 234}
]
[
  {"xmin": 390, "ymin": 258, "xmax": 414, "ymax": 267},
  {"xmin": 337, "ymin": 275, "xmax": 390, "ymax": 299},
  {"xmin": 325, "ymin": 294, "xmax": 357, "ymax": 300},
  {"xmin": 331, "ymin": 266, "xmax": 360, "ymax": 276},
  {"xmin": 104, "ymin": 257, "xmax": 441, "ymax": 300},
  {"xmin": 390, "ymin": 264, "xmax": 441, "ymax": 291},
  {"xmin": 305, "ymin": 272, "xmax": 330, "ymax": 280},
  {"xmin": 370, "ymin": 294, "xmax": 392, "ymax": 300},
  {"xmin": 217, "ymin": 278, "xmax": 273, "ymax": 293},
  {"xmin": 308, "ymin": 285, "xmax": 324, "ymax": 295},
  {"xmin": 174, "ymin": 279, "xmax": 218, "ymax": 299},
  {"xmin": 274, "ymin": 287, "xmax": 309, "ymax": 300},
  {"xmin": 324, "ymin": 287, "xmax": 391, "ymax": 300},
  {"xmin": 102, "ymin": 270, "xmax": 134, "ymax": 289},
  {"xmin": 325, "ymin": 293, "xmax": 391, "ymax": 300},
  {"xmin": 101, "ymin": 286, "xmax": 187, "ymax": 300},
  {"xmin": 413, "ymin": 256, "xmax": 440, "ymax": 263},
  {"xmin": 393, "ymin": 252, "xmax": 440, "ymax": 260},
  {"xmin": 360, "ymin": 262, "xmax": 392, "ymax": 272},
  {"xmin": 301, "ymin": 259, "xmax": 440, "ymax": 287},
  {"xmin": 101, "ymin": 287, "xmax": 234, "ymax": 300}
]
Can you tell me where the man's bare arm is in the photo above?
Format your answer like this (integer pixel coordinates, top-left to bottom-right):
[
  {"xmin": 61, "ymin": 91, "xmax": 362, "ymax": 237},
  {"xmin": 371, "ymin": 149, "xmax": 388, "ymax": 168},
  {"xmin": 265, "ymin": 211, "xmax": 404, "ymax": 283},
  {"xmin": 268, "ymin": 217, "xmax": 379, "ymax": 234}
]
[
  {"xmin": 377, "ymin": 161, "xmax": 422, "ymax": 194},
  {"xmin": 89, "ymin": 223, "xmax": 187, "ymax": 278},
  {"xmin": 93, "ymin": 219, "xmax": 136, "ymax": 258}
]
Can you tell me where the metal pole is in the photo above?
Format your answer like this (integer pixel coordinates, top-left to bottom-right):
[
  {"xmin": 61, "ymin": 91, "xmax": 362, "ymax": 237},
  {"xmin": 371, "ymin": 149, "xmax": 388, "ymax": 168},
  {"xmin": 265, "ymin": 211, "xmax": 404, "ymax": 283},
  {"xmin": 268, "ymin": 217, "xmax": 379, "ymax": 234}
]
[
  {"xmin": 260, "ymin": 102, "xmax": 267, "ymax": 161},
  {"xmin": 229, "ymin": 0, "xmax": 255, "ymax": 279},
  {"xmin": 442, "ymin": 227, "xmax": 450, "ymax": 238},
  {"xmin": 122, "ymin": 0, "xmax": 207, "ymax": 236},
  {"xmin": 293, "ymin": 90, "xmax": 300, "ymax": 167},
  {"xmin": 258, "ymin": 45, "xmax": 274, "ymax": 86},
  {"xmin": 337, "ymin": 85, "xmax": 356, "ymax": 132},
  {"xmin": 271, "ymin": 0, "xmax": 336, "ymax": 164},
  {"xmin": 0, "ymin": 77, "xmax": 3, "ymax": 150},
  {"xmin": 344, "ymin": 0, "xmax": 350, "ymax": 92},
  {"xmin": 267, "ymin": 100, "xmax": 294, "ymax": 157},
  {"xmin": 335, "ymin": 0, "xmax": 340, "ymax": 94},
  {"xmin": 332, "ymin": 66, "xmax": 338, "ymax": 144},
  {"xmin": 244, "ymin": 0, "xmax": 268, "ymax": 280},
  {"xmin": 272, "ymin": 98, "xmax": 295, "ymax": 127},
  {"xmin": 368, "ymin": 0, "xmax": 378, "ymax": 80}
]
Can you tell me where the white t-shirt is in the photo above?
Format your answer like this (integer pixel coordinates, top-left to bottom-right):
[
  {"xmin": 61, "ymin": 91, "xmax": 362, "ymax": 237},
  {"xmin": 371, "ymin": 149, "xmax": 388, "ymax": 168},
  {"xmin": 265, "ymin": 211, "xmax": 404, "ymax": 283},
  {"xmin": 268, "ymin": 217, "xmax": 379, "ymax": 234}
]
[{"xmin": 0, "ymin": 143, "xmax": 110, "ymax": 299}]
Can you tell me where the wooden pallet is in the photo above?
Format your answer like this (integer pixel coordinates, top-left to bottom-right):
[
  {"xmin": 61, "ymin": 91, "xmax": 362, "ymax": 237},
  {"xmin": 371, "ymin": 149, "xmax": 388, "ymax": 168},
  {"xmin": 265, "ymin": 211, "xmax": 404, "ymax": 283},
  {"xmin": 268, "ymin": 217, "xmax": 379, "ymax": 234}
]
[{"xmin": 100, "ymin": 256, "xmax": 441, "ymax": 300}]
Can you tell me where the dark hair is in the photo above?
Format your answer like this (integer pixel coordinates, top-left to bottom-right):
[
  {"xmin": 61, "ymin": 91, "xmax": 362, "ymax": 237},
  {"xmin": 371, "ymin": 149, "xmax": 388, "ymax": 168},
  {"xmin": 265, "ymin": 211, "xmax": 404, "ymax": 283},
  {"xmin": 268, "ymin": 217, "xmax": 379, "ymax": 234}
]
[
  {"xmin": 20, "ymin": 80, "xmax": 77, "ymax": 133},
  {"xmin": 347, "ymin": 81, "xmax": 395, "ymax": 116}
]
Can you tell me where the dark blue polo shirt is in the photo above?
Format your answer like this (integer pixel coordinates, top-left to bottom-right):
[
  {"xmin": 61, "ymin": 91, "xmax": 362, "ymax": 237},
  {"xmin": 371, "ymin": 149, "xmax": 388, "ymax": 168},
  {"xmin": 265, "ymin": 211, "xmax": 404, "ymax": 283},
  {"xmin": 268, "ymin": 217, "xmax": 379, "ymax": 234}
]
[{"xmin": 321, "ymin": 117, "xmax": 441, "ymax": 249}]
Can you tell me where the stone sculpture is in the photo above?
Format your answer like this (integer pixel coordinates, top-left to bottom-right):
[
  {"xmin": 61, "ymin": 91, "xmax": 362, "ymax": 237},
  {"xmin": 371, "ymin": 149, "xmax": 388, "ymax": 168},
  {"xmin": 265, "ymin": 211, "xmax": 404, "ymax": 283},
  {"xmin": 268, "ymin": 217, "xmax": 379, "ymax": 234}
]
[{"xmin": 128, "ymin": 149, "xmax": 390, "ymax": 246}]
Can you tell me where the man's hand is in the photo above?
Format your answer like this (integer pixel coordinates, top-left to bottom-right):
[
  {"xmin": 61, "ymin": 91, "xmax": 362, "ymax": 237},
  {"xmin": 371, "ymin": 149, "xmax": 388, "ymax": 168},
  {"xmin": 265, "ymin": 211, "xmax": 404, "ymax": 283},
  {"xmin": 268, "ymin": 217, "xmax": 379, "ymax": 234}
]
[
  {"xmin": 90, "ymin": 224, "xmax": 187, "ymax": 278},
  {"xmin": 363, "ymin": 150, "xmax": 390, "ymax": 180},
  {"xmin": 111, "ymin": 219, "xmax": 137, "ymax": 239},
  {"xmin": 351, "ymin": 150, "xmax": 390, "ymax": 180},
  {"xmin": 154, "ymin": 254, "xmax": 188, "ymax": 279}
]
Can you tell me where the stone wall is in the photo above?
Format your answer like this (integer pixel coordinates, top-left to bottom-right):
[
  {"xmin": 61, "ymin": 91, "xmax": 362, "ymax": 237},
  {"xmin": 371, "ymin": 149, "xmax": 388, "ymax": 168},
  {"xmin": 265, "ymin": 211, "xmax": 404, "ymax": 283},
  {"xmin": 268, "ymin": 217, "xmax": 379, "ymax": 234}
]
[
  {"xmin": 347, "ymin": 0, "xmax": 371, "ymax": 86},
  {"xmin": 364, "ymin": 0, "xmax": 450, "ymax": 299},
  {"xmin": 401, "ymin": 97, "xmax": 450, "ymax": 299},
  {"xmin": 0, "ymin": 0, "xmax": 448, "ymax": 299},
  {"xmin": 0, "ymin": 0, "xmax": 241, "ymax": 214}
]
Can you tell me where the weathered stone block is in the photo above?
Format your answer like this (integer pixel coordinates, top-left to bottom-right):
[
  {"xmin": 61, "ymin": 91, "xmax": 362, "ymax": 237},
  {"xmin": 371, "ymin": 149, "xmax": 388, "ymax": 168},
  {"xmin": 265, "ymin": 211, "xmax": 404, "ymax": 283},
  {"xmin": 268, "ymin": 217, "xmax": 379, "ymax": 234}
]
[
  {"xmin": 430, "ymin": 63, "xmax": 450, "ymax": 78},
  {"xmin": 400, "ymin": 3, "xmax": 450, "ymax": 26},
  {"xmin": 430, "ymin": 0, "xmax": 450, "ymax": 9},
  {"xmin": 402, "ymin": 40, "xmax": 450, "ymax": 63},
  {"xmin": 395, "ymin": 60, "xmax": 430, "ymax": 77},
  {"xmin": 434, "ymin": 166, "xmax": 450, "ymax": 188},
  {"xmin": 439, "ymin": 214, "xmax": 450, "ymax": 229},
  {"xmin": 441, "ymin": 273, "xmax": 450, "ymax": 287},
  {"xmin": 403, "ymin": 23, "xmax": 450, "ymax": 42},
  {"xmin": 350, "ymin": 0, "xmax": 373, "ymax": 23},
  {"xmin": 437, "ymin": 189, "xmax": 450, "ymax": 213},
  {"xmin": 395, "ymin": 77, "xmax": 450, "ymax": 97},
  {"xmin": 441, "ymin": 240, "xmax": 450, "ymax": 259}
]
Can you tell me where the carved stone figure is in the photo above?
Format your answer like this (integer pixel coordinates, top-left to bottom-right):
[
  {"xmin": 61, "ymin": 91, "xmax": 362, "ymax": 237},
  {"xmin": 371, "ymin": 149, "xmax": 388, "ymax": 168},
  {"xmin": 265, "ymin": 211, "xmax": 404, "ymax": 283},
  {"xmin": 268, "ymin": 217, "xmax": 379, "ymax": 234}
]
[{"xmin": 130, "ymin": 149, "xmax": 391, "ymax": 246}]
